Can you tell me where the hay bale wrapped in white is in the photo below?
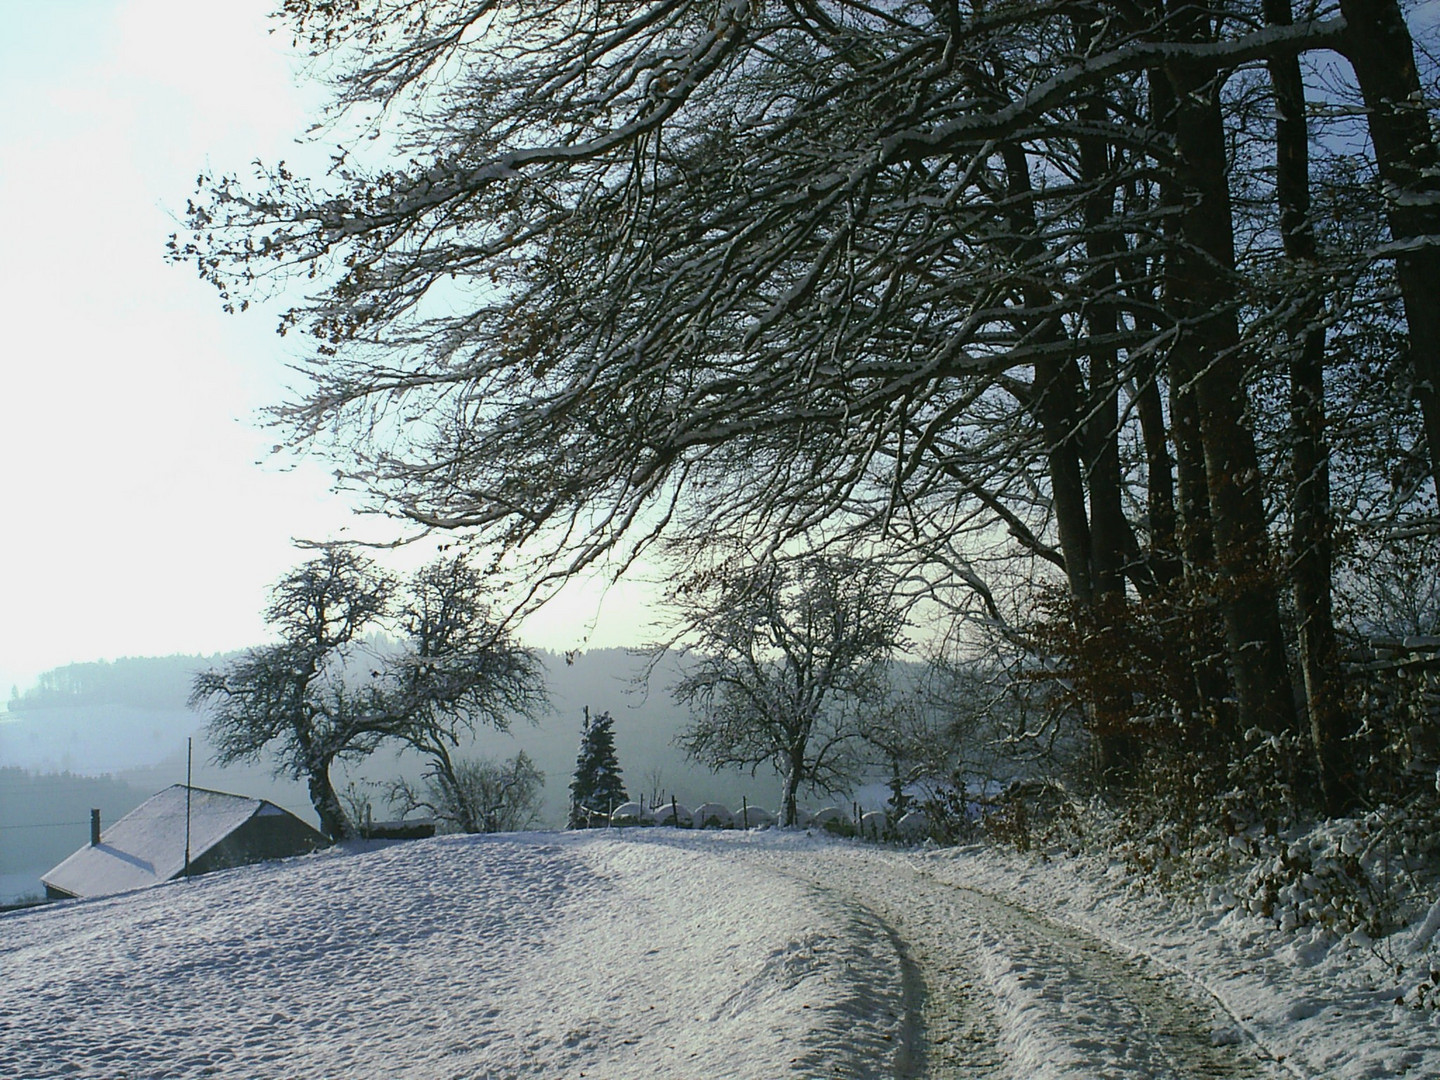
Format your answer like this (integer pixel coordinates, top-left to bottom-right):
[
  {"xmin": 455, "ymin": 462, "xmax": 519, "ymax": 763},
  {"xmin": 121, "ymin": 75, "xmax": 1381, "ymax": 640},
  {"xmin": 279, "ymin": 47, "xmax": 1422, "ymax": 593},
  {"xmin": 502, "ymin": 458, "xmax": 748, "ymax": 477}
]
[
  {"xmin": 811, "ymin": 807, "xmax": 850, "ymax": 830},
  {"xmin": 610, "ymin": 801, "xmax": 652, "ymax": 826},
  {"xmin": 791, "ymin": 807, "xmax": 814, "ymax": 827},
  {"xmin": 896, "ymin": 810, "xmax": 931, "ymax": 840},
  {"xmin": 859, "ymin": 810, "xmax": 888, "ymax": 838},
  {"xmin": 652, "ymin": 802, "xmax": 693, "ymax": 827},
  {"xmin": 734, "ymin": 805, "xmax": 776, "ymax": 829},
  {"xmin": 692, "ymin": 802, "xmax": 734, "ymax": 829}
]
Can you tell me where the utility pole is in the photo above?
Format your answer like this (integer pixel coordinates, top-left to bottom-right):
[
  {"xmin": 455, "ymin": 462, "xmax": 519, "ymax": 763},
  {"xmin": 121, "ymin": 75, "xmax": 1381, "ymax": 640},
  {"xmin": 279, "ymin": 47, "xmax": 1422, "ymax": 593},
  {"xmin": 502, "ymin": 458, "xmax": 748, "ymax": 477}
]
[{"xmin": 184, "ymin": 737, "xmax": 193, "ymax": 876}]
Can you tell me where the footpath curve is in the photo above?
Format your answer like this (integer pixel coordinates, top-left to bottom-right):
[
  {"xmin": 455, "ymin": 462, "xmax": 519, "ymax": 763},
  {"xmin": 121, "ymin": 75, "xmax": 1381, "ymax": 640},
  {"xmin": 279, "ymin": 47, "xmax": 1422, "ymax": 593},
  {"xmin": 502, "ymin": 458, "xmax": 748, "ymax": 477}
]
[{"xmin": 740, "ymin": 843, "xmax": 1283, "ymax": 1080}]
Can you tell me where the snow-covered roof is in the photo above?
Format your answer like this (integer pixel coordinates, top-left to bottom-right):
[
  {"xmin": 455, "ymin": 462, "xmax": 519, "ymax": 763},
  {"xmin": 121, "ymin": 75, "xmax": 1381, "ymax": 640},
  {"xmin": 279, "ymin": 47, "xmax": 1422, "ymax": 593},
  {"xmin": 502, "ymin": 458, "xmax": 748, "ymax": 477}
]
[{"xmin": 41, "ymin": 785, "xmax": 312, "ymax": 899}]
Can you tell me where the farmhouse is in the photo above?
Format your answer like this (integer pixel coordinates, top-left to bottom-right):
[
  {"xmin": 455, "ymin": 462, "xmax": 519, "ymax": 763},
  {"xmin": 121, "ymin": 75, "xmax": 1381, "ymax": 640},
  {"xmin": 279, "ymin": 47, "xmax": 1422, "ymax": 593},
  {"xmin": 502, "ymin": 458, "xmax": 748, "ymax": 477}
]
[{"xmin": 41, "ymin": 785, "xmax": 328, "ymax": 900}]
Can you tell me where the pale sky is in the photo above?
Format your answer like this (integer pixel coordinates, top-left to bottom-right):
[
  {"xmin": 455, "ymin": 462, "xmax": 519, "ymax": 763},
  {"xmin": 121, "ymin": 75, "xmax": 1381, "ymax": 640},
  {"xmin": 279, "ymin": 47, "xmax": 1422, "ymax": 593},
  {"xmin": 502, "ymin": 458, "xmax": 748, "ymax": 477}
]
[{"xmin": 0, "ymin": 0, "xmax": 645, "ymax": 698}]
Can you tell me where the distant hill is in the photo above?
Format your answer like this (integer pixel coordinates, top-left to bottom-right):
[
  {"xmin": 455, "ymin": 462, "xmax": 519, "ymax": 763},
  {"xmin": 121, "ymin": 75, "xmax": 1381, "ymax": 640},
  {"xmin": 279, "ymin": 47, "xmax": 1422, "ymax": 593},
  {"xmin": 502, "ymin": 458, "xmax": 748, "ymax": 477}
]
[
  {"xmin": 7, "ymin": 654, "xmax": 217, "ymax": 714},
  {"xmin": 0, "ymin": 648, "xmax": 794, "ymax": 833},
  {"xmin": 0, "ymin": 767, "xmax": 148, "ymax": 889}
]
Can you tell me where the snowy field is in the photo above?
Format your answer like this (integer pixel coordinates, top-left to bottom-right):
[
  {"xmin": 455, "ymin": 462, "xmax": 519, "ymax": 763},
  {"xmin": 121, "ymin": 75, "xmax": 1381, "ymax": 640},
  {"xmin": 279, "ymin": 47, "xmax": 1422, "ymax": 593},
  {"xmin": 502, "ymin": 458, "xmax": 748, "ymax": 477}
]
[{"xmin": 2, "ymin": 829, "xmax": 1436, "ymax": 1079}]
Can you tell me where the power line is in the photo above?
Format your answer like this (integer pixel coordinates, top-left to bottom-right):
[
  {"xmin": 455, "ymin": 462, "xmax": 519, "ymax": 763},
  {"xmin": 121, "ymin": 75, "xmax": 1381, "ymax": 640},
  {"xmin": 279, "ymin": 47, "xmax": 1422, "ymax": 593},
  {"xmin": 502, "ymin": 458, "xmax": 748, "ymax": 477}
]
[{"xmin": 0, "ymin": 821, "xmax": 90, "ymax": 831}]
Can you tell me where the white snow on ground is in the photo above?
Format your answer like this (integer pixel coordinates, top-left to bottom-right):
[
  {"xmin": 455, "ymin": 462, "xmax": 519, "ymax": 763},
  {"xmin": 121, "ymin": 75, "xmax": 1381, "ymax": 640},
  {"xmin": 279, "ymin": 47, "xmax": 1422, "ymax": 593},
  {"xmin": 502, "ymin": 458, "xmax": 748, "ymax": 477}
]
[
  {"xmin": 1, "ymin": 830, "xmax": 906, "ymax": 1079},
  {"xmin": 927, "ymin": 843, "xmax": 1440, "ymax": 1080},
  {"xmin": 3, "ymin": 828, "xmax": 1437, "ymax": 1079}
]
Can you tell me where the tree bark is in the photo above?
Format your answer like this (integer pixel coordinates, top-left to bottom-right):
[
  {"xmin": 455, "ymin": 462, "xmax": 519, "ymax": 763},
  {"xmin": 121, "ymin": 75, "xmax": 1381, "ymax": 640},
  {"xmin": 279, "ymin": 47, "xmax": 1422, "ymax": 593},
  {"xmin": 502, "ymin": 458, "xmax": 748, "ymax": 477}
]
[
  {"xmin": 1035, "ymin": 354, "xmax": 1097, "ymax": 608},
  {"xmin": 1134, "ymin": 365, "xmax": 1182, "ymax": 587},
  {"xmin": 997, "ymin": 146, "xmax": 1096, "ymax": 609},
  {"xmin": 1147, "ymin": 22, "xmax": 1232, "ymax": 741},
  {"xmin": 1268, "ymin": 0, "xmax": 1354, "ymax": 814},
  {"xmin": 308, "ymin": 762, "xmax": 351, "ymax": 841},
  {"xmin": 1337, "ymin": 0, "xmax": 1440, "ymax": 499},
  {"xmin": 781, "ymin": 746, "xmax": 804, "ymax": 827},
  {"xmin": 1165, "ymin": 53, "xmax": 1299, "ymax": 745},
  {"xmin": 1151, "ymin": 61, "xmax": 1218, "ymax": 575},
  {"xmin": 1077, "ymin": 69, "xmax": 1141, "ymax": 781},
  {"xmin": 1079, "ymin": 133, "xmax": 1130, "ymax": 602}
]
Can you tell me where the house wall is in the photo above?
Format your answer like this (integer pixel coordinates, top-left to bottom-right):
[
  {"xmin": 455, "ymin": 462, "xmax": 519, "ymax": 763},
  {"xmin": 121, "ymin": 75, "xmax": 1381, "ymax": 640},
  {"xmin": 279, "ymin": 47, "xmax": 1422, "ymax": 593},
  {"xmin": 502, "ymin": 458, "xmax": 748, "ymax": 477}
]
[{"xmin": 188, "ymin": 813, "xmax": 328, "ymax": 877}]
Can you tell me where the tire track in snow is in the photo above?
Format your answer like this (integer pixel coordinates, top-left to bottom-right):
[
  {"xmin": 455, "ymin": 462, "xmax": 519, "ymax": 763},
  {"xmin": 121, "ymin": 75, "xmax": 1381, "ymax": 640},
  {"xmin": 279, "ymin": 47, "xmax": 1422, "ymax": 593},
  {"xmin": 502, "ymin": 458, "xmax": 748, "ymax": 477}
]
[
  {"xmin": 914, "ymin": 856, "xmax": 1308, "ymax": 1080},
  {"xmin": 742, "ymin": 843, "xmax": 1280, "ymax": 1080},
  {"xmin": 743, "ymin": 848, "xmax": 1006, "ymax": 1079}
]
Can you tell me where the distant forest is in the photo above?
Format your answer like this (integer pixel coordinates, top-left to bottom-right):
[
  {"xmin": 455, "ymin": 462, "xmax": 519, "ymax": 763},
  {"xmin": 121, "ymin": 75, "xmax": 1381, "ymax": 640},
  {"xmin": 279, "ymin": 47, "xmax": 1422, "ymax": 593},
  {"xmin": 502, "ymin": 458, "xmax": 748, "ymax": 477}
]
[
  {"xmin": 0, "ymin": 646, "xmax": 949, "ymax": 876},
  {"xmin": 8, "ymin": 655, "xmax": 217, "ymax": 713},
  {"xmin": 0, "ymin": 647, "xmax": 794, "ymax": 838},
  {"xmin": 0, "ymin": 768, "xmax": 146, "ymax": 882}
]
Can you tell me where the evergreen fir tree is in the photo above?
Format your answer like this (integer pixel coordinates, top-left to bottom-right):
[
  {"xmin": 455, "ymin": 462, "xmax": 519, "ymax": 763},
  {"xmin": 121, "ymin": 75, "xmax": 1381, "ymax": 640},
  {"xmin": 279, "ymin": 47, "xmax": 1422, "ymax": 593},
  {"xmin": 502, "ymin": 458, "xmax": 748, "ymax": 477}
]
[
  {"xmin": 568, "ymin": 707, "xmax": 628, "ymax": 828},
  {"xmin": 885, "ymin": 755, "xmax": 914, "ymax": 824}
]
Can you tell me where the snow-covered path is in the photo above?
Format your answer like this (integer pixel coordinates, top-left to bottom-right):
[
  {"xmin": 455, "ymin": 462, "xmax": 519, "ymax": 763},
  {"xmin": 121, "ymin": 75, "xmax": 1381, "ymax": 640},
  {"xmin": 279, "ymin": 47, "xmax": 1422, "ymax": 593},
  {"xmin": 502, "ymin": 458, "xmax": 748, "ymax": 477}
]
[
  {"xmin": 731, "ymin": 839, "xmax": 1272, "ymax": 1079},
  {"xmin": 4, "ymin": 829, "xmax": 1435, "ymax": 1078}
]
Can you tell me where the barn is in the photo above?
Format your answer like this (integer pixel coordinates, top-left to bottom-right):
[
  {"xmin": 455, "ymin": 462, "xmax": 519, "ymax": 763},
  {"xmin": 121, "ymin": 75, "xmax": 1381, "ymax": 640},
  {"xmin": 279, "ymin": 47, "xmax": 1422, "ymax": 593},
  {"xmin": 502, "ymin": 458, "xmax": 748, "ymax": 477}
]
[{"xmin": 41, "ymin": 785, "xmax": 329, "ymax": 901}]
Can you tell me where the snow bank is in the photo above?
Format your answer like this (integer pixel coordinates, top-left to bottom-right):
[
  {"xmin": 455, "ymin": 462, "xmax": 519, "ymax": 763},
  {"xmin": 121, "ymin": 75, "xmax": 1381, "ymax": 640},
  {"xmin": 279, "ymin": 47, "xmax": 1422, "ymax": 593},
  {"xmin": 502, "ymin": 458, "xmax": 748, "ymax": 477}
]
[
  {"xmin": 0, "ymin": 830, "xmax": 907, "ymax": 1080},
  {"xmin": 10, "ymin": 824, "xmax": 1432, "ymax": 1079},
  {"xmin": 924, "ymin": 843, "xmax": 1440, "ymax": 1080}
]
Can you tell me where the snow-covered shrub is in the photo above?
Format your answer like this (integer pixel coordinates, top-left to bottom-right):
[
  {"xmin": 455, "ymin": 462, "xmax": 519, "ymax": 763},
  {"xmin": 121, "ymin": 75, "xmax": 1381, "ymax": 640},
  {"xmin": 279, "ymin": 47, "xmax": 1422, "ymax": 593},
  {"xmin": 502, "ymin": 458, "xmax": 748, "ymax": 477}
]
[
  {"xmin": 1401, "ymin": 963, "xmax": 1440, "ymax": 1012},
  {"xmin": 390, "ymin": 752, "xmax": 546, "ymax": 834},
  {"xmin": 1223, "ymin": 821, "xmax": 1386, "ymax": 936},
  {"xmin": 981, "ymin": 779, "xmax": 1081, "ymax": 853},
  {"xmin": 1090, "ymin": 725, "xmax": 1316, "ymax": 895},
  {"xmin": 1219, "ymin": 807, "xmax": 1440, "ymax": 938},
  {"xmin": 917, "ymin": 787, "xmax": 982, "ymax": 845},
  {"xmin": 1347, "ymin": 642, "xmax": 1440, "ymax": 809}
]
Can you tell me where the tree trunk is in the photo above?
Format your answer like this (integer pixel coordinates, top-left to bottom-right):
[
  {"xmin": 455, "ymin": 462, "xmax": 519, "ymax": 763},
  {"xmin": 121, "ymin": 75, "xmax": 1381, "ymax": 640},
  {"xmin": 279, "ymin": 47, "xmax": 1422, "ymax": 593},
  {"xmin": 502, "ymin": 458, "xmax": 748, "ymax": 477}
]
[
  {"xmin": 1120, "ymin": 134, "xmax": 1180, "ymax": 590},
  {"xmin": 1165, "ymin": 56, "xmax": 1298, "ymax": 745},
  {"xmin": 1267, "ymin": 0, "xmax": 1354, "ymax": 814},
  {"xmin": 1076, "ymin": 49, "xmax": 1129, "ymax": 605},
  {"xmin": 995, "ymin": 146, "xmax": 1096, "ymax": 611},
  {"xmin": 1077, "ymin": 73, "xmax": 1140, "ymax": 782},
  {"xmin": 308, "ymin": 762, "xmax": 350, "ymax": 841},
  {"xmin": 1337, "ymin": 0, "xmax": 1440, "ymax": 499},
  {"xmin": 1134, "ymin": 366, "xmax": 1182, "ymax": 587},
  {"xmin": 1035, "ymin": 355, "xmax": 1097, "ymax": 608},
  {"xmin": 997, "ymin": 132, "xmax": 1152, "ymax": 782},
  {"xmin": 1143, "ymin": 33, "xmax": 1231, "ymax": 744},
  {"xmin": 1290, "ymin": 334, "xmax": 1350, "ymax": 811},
  {"xmin": 1152, "ymin": 70, "xmax": 1218, "ymax": 575},
  {"xmin": 781, "ymin": 748, "xmax": 804, "ymax": 827},
  {"xmin": 432, "ymin": 742, "xmax": 482, "ymax": 833}
]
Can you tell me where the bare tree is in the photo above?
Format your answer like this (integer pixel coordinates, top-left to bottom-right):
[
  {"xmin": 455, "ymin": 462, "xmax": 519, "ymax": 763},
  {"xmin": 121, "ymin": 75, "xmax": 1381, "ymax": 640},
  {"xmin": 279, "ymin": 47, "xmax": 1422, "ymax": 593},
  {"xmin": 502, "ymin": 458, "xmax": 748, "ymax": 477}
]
[
  {"xmin": 173, "ymin": 0, "xmax": 1440, "ymax": 817},
  {"xmin": 190, "ymin": 546, "xmax": 395, "ymax": 839},
  {"xmin": 190, "ymin": 548, "xmax": 545, "ymax": 839},
  {"xmin": 385, "ymin": 557, "xmax": 548, "ymax": 829},
  {"xmin": 390, "ymin": 751, "xmax": 546, "ymax": 834},
  {"xmin": 668, "ymin": 554, "xmax": 904, "ymax": 825}
]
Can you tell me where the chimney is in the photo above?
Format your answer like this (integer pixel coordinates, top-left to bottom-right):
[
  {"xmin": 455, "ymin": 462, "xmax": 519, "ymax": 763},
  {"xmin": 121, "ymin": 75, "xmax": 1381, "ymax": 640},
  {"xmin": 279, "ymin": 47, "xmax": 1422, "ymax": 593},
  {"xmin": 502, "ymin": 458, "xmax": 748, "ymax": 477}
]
[{"xmin": 90, "ymin": 808, "xmax": 101, "ymax": 847}]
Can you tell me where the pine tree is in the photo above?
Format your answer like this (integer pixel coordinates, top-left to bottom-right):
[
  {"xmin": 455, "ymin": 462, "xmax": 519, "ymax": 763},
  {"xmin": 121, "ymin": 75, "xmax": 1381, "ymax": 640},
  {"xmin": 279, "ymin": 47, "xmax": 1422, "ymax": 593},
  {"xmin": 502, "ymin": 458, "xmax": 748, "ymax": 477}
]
[
  {"xmin": 885, "ymin": 756, "xmax": 914, "ymax": 824},
  {"xmin": 567, "ymin": 708, "xmax": 628, "ymax": 828}
]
